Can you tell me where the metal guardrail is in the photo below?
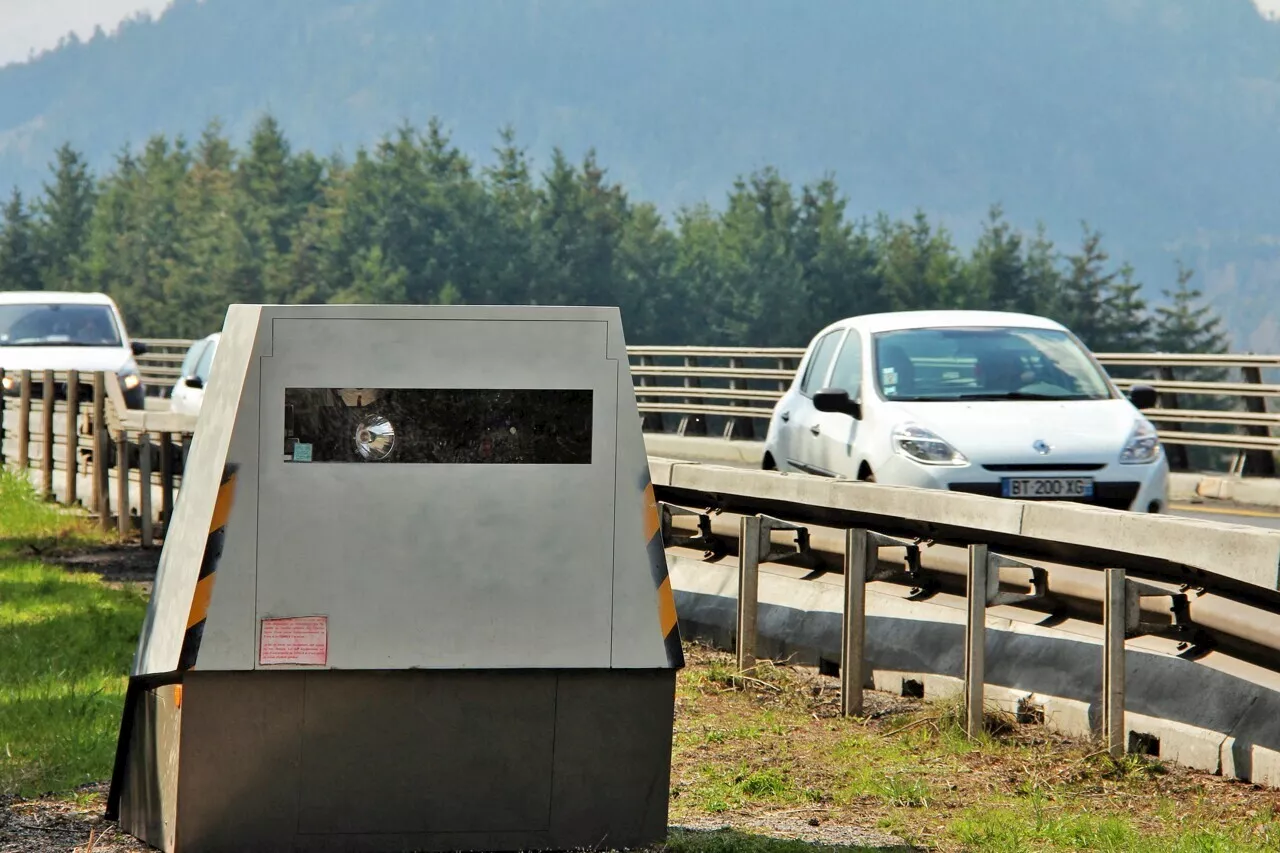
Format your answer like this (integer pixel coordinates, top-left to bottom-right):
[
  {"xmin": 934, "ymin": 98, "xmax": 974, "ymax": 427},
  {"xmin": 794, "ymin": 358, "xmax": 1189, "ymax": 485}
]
[
  {"xmin": 651, "ymin": 456, "xmax": 1280, "ymax": 765},
  {"xmin": 133, "ymin": 338, "xmax": 1280, "ymax": 474},
  {"xmin": 5, "ymin": 366, "xmax": 1280, "ymax": 772},
  {"xmin": 0, "ymin": 367, "xmax": 191, "ymax": 545}
]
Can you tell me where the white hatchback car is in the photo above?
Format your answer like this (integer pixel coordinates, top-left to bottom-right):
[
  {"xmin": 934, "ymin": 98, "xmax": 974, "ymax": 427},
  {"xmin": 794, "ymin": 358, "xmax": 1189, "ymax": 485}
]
[
  {"xmin": 762, "ymin": 310, "xmax": 1168, "ymax": 513},
  {"xmin": 168, "ymin": 332, "xmax": 219, "ymax": 416}
]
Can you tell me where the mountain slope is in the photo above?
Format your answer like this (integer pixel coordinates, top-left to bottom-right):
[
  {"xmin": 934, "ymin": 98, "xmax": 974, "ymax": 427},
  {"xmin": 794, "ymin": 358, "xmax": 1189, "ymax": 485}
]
[{"xmin": 1, "ymin": 0, "xmax": 1278, "ymax": 346}]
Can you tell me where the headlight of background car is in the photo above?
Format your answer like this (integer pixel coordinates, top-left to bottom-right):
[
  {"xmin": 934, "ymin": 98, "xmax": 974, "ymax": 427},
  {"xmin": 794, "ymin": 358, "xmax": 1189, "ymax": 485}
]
[
  {"xmin": 892, "ymin": 423, "xmax": 969, "ymax": 466},
  {"xmin": 1119, "ymin": 418, "xmax": 1161, "ymax": 464},
  {"xmin": 119, "ymin": 372, "xmax": 142, "ymax": 391},
  {"xmin": 0, "ymin": 374, "xmax": 14, "ymax": 393}
]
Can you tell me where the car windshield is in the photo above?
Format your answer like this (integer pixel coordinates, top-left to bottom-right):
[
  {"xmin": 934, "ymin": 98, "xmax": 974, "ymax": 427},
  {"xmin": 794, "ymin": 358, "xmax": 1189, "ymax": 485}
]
[
  {"xmin": 0, "ymin": 303, "xmax": 123, "ymax": 347},
  {"xmin": 872, "ymin": 326, "xmax": 1113, "ymax": 402}
]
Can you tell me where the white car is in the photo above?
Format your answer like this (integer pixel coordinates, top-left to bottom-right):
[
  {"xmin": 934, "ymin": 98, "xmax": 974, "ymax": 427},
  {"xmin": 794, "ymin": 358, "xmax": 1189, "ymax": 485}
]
[
  {"xmin": 762, "ymin": 310, "xmax": 1168, "ymax": 513},
  {"xmin": 0, "ymin": 291, "xmax": 148, "ymax": 409},
  {"xmin": 169, "ymin": 332, "xmax": 219, "ymax": 416}
]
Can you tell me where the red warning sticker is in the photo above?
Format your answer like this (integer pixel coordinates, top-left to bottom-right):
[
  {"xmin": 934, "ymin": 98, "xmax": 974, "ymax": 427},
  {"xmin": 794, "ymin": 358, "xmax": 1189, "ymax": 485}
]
[{"xmin": 259, "ymin": 615, "xmax": 328, "ymax": 666}]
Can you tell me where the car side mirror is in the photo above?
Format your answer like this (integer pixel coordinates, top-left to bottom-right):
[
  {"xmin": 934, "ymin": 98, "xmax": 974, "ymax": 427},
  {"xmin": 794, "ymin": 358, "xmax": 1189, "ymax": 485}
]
[
  {"xmin": 813, "ymin": 388, "xmax": 862, "ymax": 420},
  {"xmin": 184, "ymin": 376, "xmax": 205, "ymax": 390},
  {"xmin": 1128, "ymin": 384, "xmax": 1158, "ymax": 410},
  {"xmin": 131, "ymin": 340, "xmax": 149, "ymax": 356}
]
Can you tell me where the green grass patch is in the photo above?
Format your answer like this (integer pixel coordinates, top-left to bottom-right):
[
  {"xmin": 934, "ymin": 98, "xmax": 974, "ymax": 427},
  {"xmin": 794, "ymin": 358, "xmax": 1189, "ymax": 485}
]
[
  {"xmin": 0, "ymin": 467, "xmax": 145, "ymax": 796},
  {"xmin": 672, "ymin": 644, "xmax": 1280, "ymax": 852}
]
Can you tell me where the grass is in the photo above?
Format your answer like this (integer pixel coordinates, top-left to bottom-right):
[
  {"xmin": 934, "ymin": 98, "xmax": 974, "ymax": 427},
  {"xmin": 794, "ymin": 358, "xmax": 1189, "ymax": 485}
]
[
  {"xmin": 0, "ymin": 467, "xmax": 146, "ymax": 796},
  {"xmin": 671, "ymin": 645, "xmax": 1280, "ymax": 852},
  {"xmin": 1, "ymin": 464, "xmax": 1279, "ymax": 851}
]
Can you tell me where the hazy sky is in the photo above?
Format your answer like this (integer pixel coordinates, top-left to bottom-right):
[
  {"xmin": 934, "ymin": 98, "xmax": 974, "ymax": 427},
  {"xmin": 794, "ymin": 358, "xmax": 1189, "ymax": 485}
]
[
  {"xmin": 1, "ymin": 0, "xmax": 1279, "ymax": 67},
  {"xmin": 0, "ymin": 0, "xmax": 174, "ymax": 67}
]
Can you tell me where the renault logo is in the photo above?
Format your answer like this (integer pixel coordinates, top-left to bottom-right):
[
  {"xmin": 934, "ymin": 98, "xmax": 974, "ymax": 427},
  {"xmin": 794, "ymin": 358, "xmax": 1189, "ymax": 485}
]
[{"xmin": 1033, "ymin": 440, "xmax": 1052, "ymax": 455}]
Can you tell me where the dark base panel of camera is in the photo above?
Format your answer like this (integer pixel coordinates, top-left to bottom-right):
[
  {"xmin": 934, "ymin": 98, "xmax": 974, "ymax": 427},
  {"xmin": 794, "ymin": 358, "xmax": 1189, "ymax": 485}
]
[{"xmin": 283, "ymin": 388, "xmax": 594, "ymax": 465}]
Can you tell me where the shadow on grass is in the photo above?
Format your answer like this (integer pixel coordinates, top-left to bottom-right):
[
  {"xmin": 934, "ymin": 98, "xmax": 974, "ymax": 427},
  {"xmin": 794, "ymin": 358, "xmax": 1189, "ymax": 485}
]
[{"xmin": 664, "ymin": 827, "xmax": 917, "ymax": 853}]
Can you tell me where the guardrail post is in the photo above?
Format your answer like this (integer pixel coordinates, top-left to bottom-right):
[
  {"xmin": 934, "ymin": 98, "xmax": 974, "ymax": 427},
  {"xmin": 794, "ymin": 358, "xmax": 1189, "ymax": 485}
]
[
  {"xmin": 1155, "ymin": 366, "xmax": 1190, "ymax": 471},
  {"xmin": 1103, "ymin": 567, "xmax": 1126, "ymax": 758},
  {"xmin": 841, "ymin": 528, "xmax": 872, "ymax": 717},
  {"xmin": 680, "ymin": 355, "xmax": 706, "ymax": 436},
  {"xmin": 737, "ymin": 515, "xmax": 762, "ymax": 673},
  {"xmin": 160, "ymin": 432, "xmax": 174, "ymax": 532},
  {"xmin": 117, "ymin": 429, "xmax": 130, "ymax": 538},
  {"xmin": 775, "ymin": 357, "xmax": 791, "ymax": 394},
  {"xmin": 17, "ymin": 370, "xmax": 31, "ymax": 470},
  {"xmin": 1241, "ymin": 365, "xmax": 1276, "ymax": 477},
  {"xmin": 65, "ymin": 370, "xmax": 79, "ymax": 506},
  {"xmin": 40, "ymin": 370, "xmax": 54, "ymax": 500},
  {"xmin": 964, "ymin": 544, "xmax": 989, "ymax": 737},
  {"xmin": 139, "ymin": 433, "xmax": 153, "ymax": 547},
  {"xmin": 93, "ymin": 373, "xmax": 109, "ymax": 528},
  {"xmin": 636, "ymin": 355, "xmax": 663, "ymax": 433},
  {"xmin": 726, "ymin": 357, "xmax": 754, "ymax": 440}
]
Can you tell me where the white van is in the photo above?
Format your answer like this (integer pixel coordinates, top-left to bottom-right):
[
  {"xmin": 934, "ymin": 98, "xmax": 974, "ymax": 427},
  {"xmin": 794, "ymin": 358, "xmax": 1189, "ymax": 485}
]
[
  {"xmin": 0, "ymin": 291, "xmax": 148, "ymax": 409},
  {"xmin": 762, "ymin": 310, "xmax": 1168, "ymax": 513}
]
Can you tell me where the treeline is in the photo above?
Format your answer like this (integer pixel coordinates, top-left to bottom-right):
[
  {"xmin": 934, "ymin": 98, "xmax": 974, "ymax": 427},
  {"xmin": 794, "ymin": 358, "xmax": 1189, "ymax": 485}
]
[{"xmin": 0, "ymin": 115, "xmax": 1228, "ymax": 353}]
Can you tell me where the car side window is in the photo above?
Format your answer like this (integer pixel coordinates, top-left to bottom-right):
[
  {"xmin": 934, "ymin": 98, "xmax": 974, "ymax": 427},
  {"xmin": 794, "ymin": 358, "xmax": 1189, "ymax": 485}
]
[
  {"xmin": 799, "ymin": 331, "xmax": 842, "ymax": 397},
  {"xmin": 194, "ymin": 340, "xmax": 217, "ymax": 382},
  {"xmin": 180, "ymin": 341, "xmax": 207, "ymax": 380},
  {"xmin": 829, "ymin": 330, "xmax": 863, "ymax": 398}
]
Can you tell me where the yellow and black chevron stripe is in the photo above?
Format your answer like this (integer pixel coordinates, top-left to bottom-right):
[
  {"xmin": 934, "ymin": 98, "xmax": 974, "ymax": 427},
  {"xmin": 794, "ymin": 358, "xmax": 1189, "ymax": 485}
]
[
  {"xmin": 176, "ymin": 463, "xmax": 239, "ymax": 671},
  {"xmin": 642, "ymin": 470, "xmax": 684, "ymax": 668}
]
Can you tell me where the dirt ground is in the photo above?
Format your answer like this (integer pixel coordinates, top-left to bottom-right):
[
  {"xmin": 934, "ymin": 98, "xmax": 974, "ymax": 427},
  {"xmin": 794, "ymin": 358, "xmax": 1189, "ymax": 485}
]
[
  {"xmin": 0, "ymin": 784, "xmax": 148, "ymax": 853},
  {"xmin": 41, "ymin": 542, "xmax": 162, "ymax": 592}
]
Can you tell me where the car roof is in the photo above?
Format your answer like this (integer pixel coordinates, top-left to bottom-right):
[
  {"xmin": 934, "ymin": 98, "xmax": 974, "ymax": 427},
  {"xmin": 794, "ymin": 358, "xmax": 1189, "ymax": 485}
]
[
  {"xmin": 0, "ymin": 290, "xmax": 118, "ymax": 307},
  {"xmin": 823, "ymin": 310, "xmax": 1068, "ymax": 337}
]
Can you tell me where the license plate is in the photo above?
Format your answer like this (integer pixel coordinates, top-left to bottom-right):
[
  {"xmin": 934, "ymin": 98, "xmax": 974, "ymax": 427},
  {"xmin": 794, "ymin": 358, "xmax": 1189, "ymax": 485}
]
[{"xmin": 1001, "ymin": 477, "xmax": 1094, "ymax": 499}]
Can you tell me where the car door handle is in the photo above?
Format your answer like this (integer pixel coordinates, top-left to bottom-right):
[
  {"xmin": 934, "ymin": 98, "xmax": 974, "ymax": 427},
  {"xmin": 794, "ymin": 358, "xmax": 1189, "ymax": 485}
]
[
  {"xmin": 779, "ymin": 411, "xmax": 790, "ymax": 422},
  {"xmin": 809, "ymin": 425, "xmax": 821, "ymax": 436}
]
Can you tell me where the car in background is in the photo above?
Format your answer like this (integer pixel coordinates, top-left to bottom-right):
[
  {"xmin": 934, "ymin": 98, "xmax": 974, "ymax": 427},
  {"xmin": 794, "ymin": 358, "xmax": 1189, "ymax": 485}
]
[
  {"xmin": 762, "ymin": 310, "xmax": 1168, "ymax": 513},
  {"xmin": 0, "ymin": 291, "xmax": 148, "ymax": 409},
  {"xmin": 169, "ymin": 332, "xmax": 219, "ymax": 416}
]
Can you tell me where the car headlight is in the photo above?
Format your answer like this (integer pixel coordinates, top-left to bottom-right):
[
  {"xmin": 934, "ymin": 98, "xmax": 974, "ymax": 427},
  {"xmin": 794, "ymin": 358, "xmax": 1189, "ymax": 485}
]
[
  {"xmin": 1, "ymin": 374, "xmax": 14, "ymax": 393},
  {"xmin": 120, "ymin": 372, "xmax": 141, "ymax": 391},
  {"xmin": 1120, "ymin": 418, "xmax": 1161, "ymax": 464},
  {"xmin": 892, "ymin": 423, "xmax": 969, "ymax": 466}
]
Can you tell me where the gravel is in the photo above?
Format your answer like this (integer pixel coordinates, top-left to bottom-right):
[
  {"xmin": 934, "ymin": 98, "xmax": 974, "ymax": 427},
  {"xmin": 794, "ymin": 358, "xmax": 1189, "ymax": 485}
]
[
  {"xmin": 1, "ymin": 785, "xmax": 148, "ymax": 853},
  {"xmin": 674, "ymin": 816, "xmax": 917, "ymax": 850}
]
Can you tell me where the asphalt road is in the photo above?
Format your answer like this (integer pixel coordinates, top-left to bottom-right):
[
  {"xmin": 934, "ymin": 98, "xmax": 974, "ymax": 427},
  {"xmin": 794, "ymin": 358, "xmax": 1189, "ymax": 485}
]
[{"xmin": 1170, "ymin": 503, "xmax": 1280, "ymax": 530}]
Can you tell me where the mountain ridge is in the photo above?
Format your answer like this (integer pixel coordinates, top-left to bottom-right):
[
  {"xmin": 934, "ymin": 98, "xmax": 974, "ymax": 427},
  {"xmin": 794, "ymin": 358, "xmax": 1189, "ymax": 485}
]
[{"xmin": 1, "ymin": 0, "xmax": 1278, "ymax": 347}]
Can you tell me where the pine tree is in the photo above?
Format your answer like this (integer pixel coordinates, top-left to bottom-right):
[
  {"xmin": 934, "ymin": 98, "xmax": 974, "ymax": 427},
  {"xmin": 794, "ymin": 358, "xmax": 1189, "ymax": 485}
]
[
  {"xmin": 795, "ymin": 177, "xmax": 883, "ymax": 329},
  {"xmin": 876, "ymin": 210, "xmax": 960, "ymax": 312},
  {"xmin": 0, "ymin": 189, "xmax": 42, "ymax": 292},
  {"xmin": 1097, "ymin": 263, "xmax": 1152, "ymax": 353},
  {"xmin": 965, "ymin": 205, "xmax": 1037, "ymax": 313},
  {"xmin": 1056, "ymin": 224, "xmax": 1118, "ymax": 348},
  {"xmin": 1154, "ymin": 263, "xmax": 1229, "ymax": 355},
  {"xmin": 478, "ymin": 126, "xmax": 539, "ymax": 306},
  {"xmin": 34, "ymin": 143, "xmax": 97, "ymax": 291}
]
